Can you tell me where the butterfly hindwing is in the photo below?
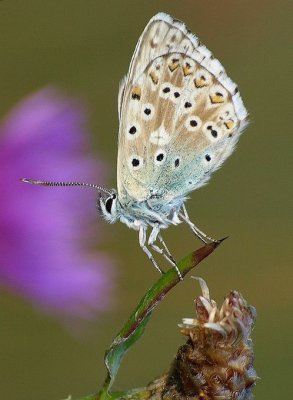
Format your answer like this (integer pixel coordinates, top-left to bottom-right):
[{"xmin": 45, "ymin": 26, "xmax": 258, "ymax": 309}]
[{"xmin": 117, "ymin": 13, "xmax": 248, "ymax": 203}]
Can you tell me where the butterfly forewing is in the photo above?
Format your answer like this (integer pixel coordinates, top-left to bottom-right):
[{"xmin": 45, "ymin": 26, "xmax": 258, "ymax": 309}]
[{"xmin": 117, "ymin": 13, "xmax": 248, "ymax": 204}]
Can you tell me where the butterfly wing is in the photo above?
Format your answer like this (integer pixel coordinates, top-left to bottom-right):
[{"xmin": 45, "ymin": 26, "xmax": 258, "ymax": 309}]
[{"xmin": 117, "ymin": 13, "xmax": 248, "ymax": 204}]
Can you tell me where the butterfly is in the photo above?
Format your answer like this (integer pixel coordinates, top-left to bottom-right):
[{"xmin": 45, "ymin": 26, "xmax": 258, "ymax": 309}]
[{"xmin": 22, "ymin": 13, "xmax": 248, "ymax": 280}]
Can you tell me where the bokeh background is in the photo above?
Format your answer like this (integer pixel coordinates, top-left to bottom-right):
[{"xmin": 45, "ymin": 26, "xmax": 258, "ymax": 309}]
[{"xmin": 0, "ymin": 1, "xmax": 292, "ymax": 399}]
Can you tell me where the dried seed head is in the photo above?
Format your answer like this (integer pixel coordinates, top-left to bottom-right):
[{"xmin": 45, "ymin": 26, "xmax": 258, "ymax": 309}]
[{"xmin": 162, "ymin": 278, "xmax": 257, "ymax": 399}]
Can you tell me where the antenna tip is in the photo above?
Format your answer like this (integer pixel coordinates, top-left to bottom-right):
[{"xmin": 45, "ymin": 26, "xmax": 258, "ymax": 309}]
[{"xmin": 20, "ymin": 178, "xmax": 45, "ymax": 185}]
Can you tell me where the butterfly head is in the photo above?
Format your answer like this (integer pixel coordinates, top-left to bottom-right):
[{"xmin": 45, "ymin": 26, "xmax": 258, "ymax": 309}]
[{"xmin": 98, "ymin": 190, "xmax": 118, "ymax": 223}]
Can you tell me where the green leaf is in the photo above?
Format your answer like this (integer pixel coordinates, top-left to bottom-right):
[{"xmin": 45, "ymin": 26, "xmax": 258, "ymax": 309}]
[{"xmin": 102, "ymin": 241, "xmax": 223, "ymax": 394}]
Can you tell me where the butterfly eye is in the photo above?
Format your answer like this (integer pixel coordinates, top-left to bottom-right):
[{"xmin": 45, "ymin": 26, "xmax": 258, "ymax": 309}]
[
  {"xmin": 105, "ymin": 197, "xmax": 113, "ymax": 214},
  {"xmin": 105, "ymin": 194, "xmax": 116, "ymax": 214}
]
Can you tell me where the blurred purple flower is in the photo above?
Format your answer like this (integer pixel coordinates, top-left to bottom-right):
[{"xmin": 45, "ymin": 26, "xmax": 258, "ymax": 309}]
[{"xmin": 0, "ymin": 88, "xmax": 114, "ymax": 319}]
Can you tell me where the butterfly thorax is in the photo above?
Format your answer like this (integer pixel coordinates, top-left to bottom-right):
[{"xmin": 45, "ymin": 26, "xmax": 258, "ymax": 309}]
[
  {"xmin": 121, "ymin": 196, "xmax": 185, "ymax": 229},
  {"xmin": 99, "ymin": 190, "xmax": 185, "ymax": 230}
]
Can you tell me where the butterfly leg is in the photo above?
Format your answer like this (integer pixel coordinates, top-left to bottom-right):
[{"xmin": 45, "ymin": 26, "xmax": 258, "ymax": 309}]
[
  {"xmin": 148, "ymin": 226, "xmax": 183, "ymax": 280},
  {"xmin": 180, "ymin": 204, "xmax": 220, "ymax": 244},
  {"xmin": 148, "ymin": 226, "xmax": 174, "ymax": 264},
  {"xmin": 139, "ymin": 225, "xmax": 164, "ymax": 274},
  {"xmin": 158, "ymin": 234, "xmax": 176, "ymax": 265}
]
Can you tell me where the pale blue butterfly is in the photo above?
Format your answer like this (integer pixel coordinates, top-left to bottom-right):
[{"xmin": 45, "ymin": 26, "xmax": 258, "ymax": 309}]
[{"xmin": 22, "ymin": 13, "xmax": 248, "ymax": 280}]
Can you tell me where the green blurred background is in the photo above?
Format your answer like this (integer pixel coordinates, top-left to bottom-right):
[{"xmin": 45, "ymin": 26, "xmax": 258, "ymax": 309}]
[{"xmin": 0, "ymin": 1, "xmax": 292, "ymax": 399}]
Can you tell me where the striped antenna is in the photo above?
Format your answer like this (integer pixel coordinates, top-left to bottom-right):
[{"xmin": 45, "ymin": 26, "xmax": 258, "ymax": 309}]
[{"xmin": 20, "ymin": 178, "xmax": 112, "ymax": 195}]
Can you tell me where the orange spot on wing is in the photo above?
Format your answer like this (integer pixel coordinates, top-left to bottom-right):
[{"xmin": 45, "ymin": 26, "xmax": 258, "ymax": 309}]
[
  {"xmin": 149, "ymin": 71, "xmax": 159, "ymax": 84},
  {"xmin": 169, "ymin": 60, "xmax": 180, "ymax": 72},
  {"xmin": 131, "ymin": 86, "xmax": 141, "ymax": 100},
  {"xmin": 194, "ymin": 78, "xmax": 208, "ymax": 88},
  {"xmin": 182, "ymin": 63, "xmax": 193, "ymax": 76},
  {"xmin": 224, "ymin": 120, "xmax": 235, "ymax": 129},
  {"xmin": 210, "ymin": 94, "xmax": 225, "ymax": 104}
]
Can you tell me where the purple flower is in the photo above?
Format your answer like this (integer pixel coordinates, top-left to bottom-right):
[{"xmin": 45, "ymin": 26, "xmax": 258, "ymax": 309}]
[{"xmin": 0, "ymin": 88, "xmax": 114, "ymax": 319}]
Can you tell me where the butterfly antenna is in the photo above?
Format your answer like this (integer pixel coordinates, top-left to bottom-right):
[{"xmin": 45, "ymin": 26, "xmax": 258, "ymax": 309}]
[{"xmin": 20, "ymin": 178, "xmax": 112, "ymax": 195}]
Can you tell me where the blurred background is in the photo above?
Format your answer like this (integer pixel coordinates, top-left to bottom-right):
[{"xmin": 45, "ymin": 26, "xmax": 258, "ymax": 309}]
[{"xmin": 0, "ymin": 1, "xmax": 292, "ymax": 399}]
